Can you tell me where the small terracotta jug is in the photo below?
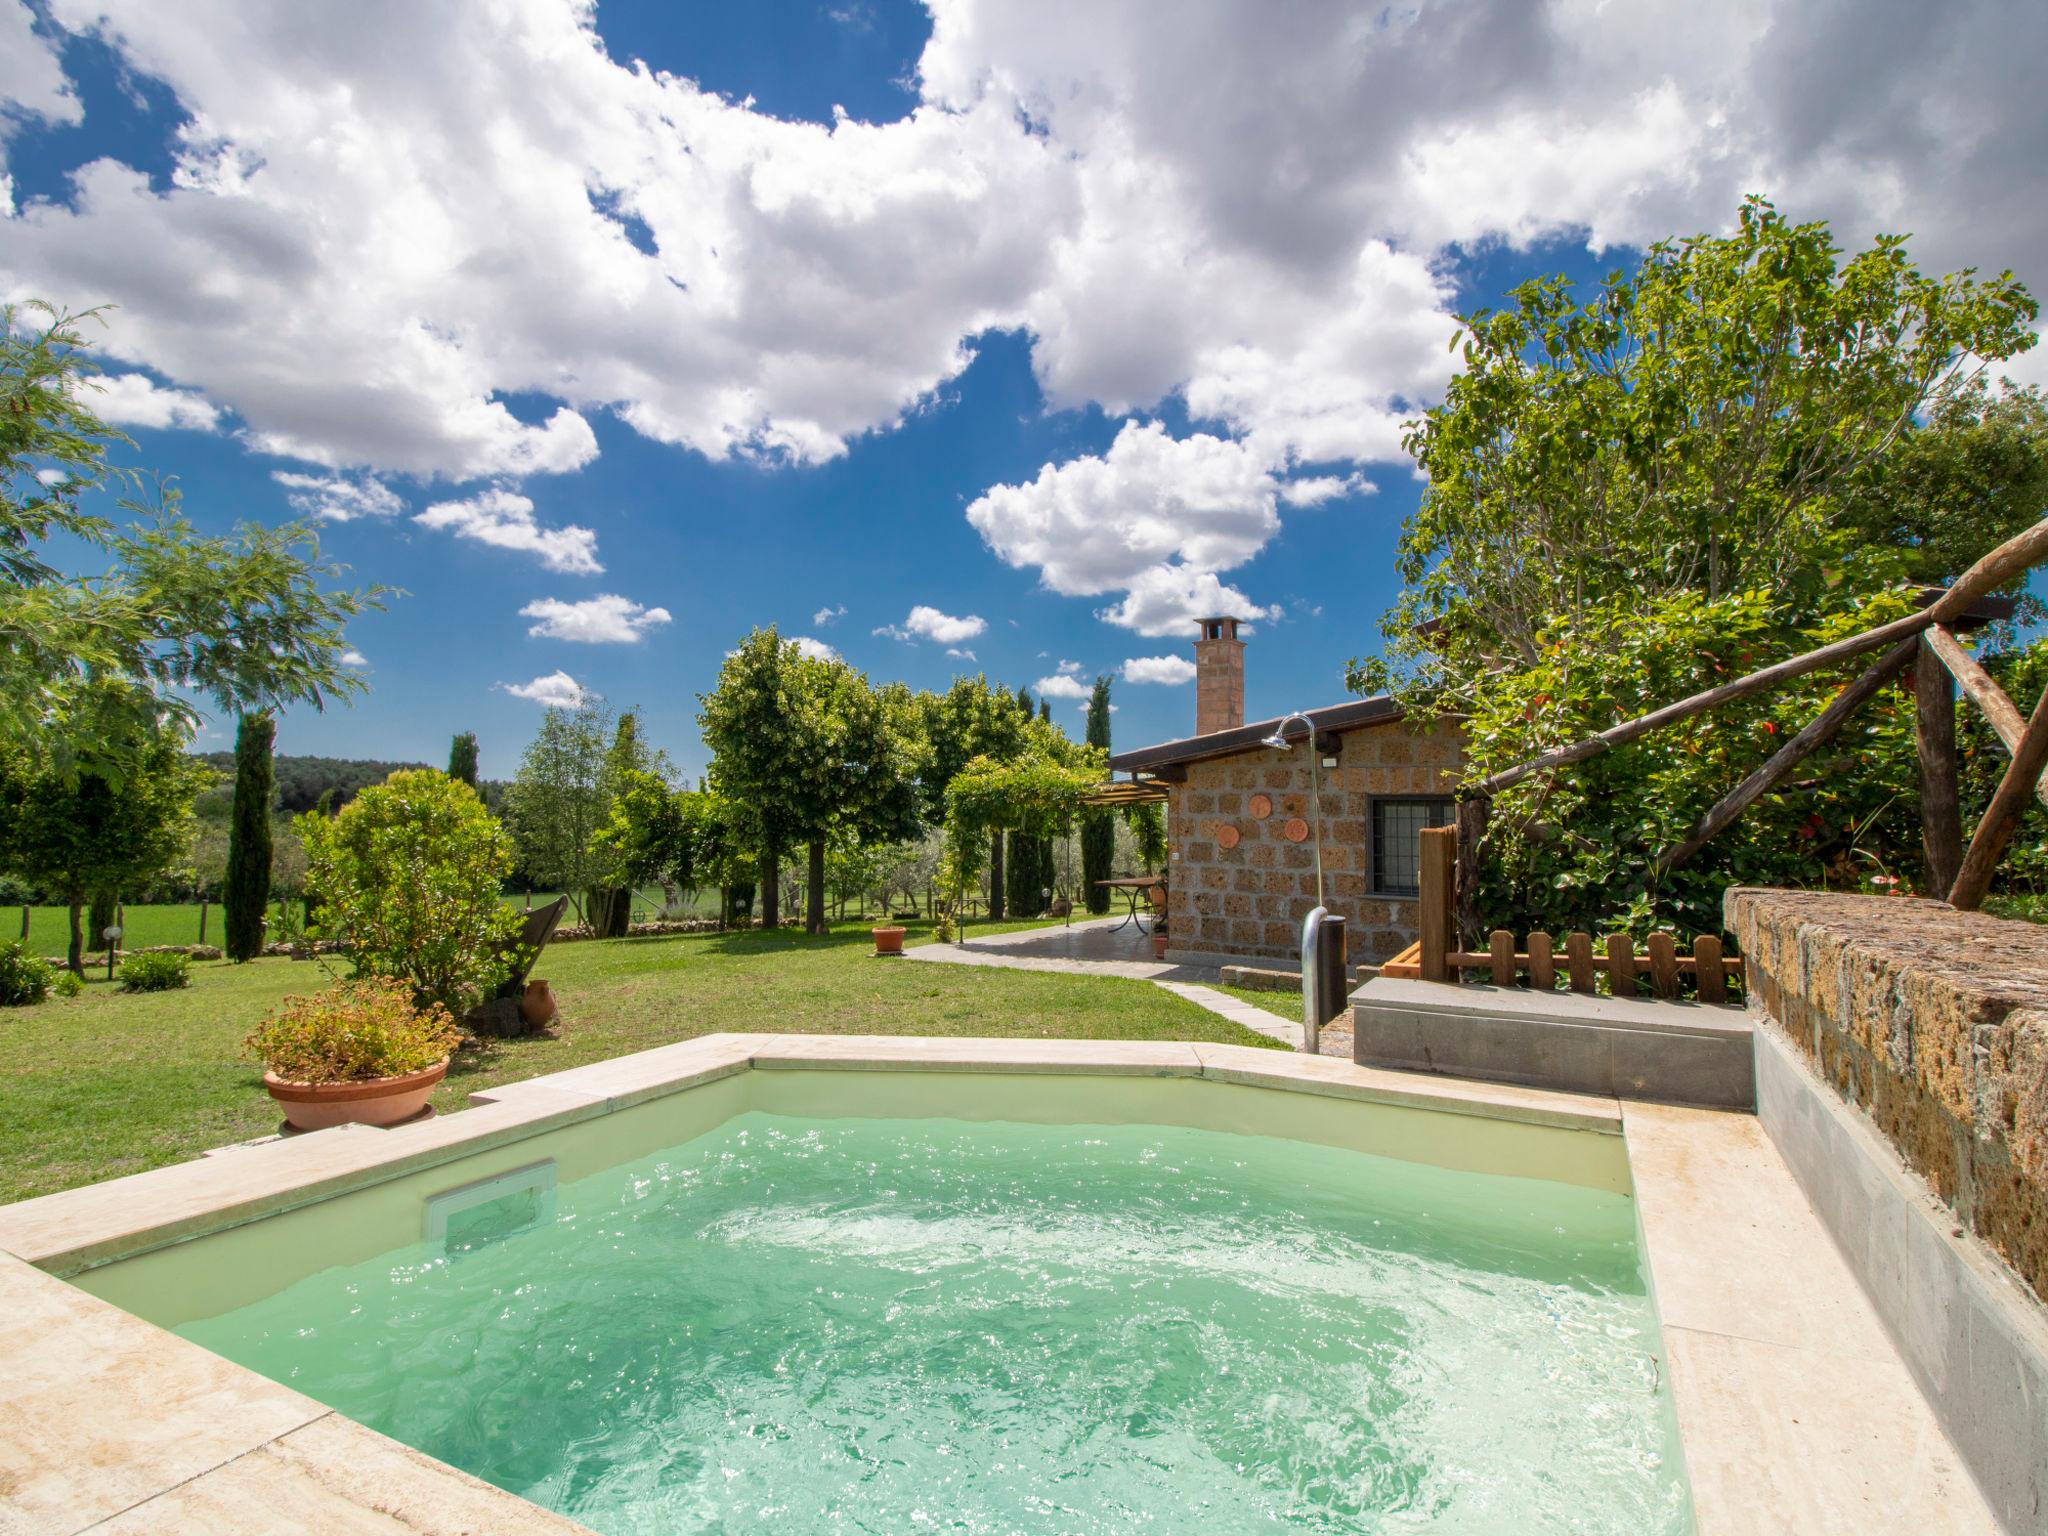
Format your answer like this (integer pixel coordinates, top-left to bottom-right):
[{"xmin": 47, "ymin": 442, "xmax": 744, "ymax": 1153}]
[{"xmin": 521, "ymin": 979, "xmax": 558, "ymax": 1028}]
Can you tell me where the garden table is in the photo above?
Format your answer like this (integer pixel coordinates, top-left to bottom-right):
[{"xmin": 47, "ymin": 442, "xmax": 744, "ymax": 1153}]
[{"xmin": 1094, "ymin": 877, "xmax": 1166, "ymax": 933}]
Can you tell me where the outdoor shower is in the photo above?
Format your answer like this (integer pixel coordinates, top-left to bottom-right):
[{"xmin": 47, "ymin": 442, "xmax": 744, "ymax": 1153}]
[{"xmin": 1263, "ymin": 714, "xmax": 1345, "ymax": 1055}]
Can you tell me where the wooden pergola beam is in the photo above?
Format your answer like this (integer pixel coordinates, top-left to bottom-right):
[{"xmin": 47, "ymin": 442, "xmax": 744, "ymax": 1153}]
[
  {"xmin": 1950, "ymin": 679, "xmax": 2048, "ymax": 910},
  {"xmin": 1653, "ymin": 636, "xmax": 1919, "ymax": 876},
  {"xmin": 1922, "ymin": 623, "xmax": 2048, "ymax": 812},
  {"xmin": 1477, "ymin": 515, "xmax": 2048, "ymax": 796}
]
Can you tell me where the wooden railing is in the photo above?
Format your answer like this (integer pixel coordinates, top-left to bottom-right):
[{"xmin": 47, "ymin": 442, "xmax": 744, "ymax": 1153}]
[{"xmin": 1388, "ymin": 825, "xmax": 1744, "ymax": 1001}]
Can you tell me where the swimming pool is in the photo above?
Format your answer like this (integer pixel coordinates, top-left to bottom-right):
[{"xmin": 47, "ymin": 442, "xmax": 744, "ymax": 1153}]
[{"xmin": 102, "ymin": 1056, "xmax": 1688, "ymax": 1534}]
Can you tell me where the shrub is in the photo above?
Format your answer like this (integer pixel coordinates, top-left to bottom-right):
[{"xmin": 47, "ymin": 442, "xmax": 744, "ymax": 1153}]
[
  {"xmin": 245, "ymin": 978, "xmax": 461, "ymax": 1084},
  {"xmin": 51, "ymin": 970, "xmax": 83, "ymax": 999},
  {"xmin": 0, "ymin": 941, "xmax": 54, "ymax": 1006},
  {"xmin": 297, "ymin": 769, "xmax": 520, "ymax": 1013},
  {"xmin": 118, "ymin": 951, "xmax": 190, "ymax": 992}
]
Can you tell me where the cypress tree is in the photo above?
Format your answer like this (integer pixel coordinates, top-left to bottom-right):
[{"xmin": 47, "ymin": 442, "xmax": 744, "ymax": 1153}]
[
  {"xmin": 223, "ymin": 711, "xmax": 275, "ymax": 962},
  {"xmin": 1082, "ymin": 675, "xmax": 1115, "ymax": 912},
  {"xmin": 447, "ymin": 731, "xmax": 480, "ymax": 791}
]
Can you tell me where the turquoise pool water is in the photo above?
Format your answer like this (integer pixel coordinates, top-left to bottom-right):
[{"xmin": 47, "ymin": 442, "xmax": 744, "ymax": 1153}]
[{"xmin": 180, "ymin": 1113, "xmax": 1691, "ymax": 1533}]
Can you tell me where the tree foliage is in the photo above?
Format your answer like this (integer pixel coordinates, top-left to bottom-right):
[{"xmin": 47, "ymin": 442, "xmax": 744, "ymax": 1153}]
[
  {"xmin": 298, "ymin": 769, "xmax": 518, "ymax": 1013},
  {"xmin": 1349, "ymin": 198, "xmax": 2042, "ymax": 932},
  {"xmin": 2, "ymin": 304, "xmax": 387, "ymax": 776},
  {"xmin": 0, "ymin": 722, "xmax": 206, "ymax": 972},
  {"xmin": 223, "ymin": 712, "xmax": 275, "ymax": 962},
  {"xmin": 698, "ymin": 629, "xmax": 922, "ymax": 935},
  {"xmin": 504, "ymin": 697, "xmax": 617, "ymax": 924},
  {"xmin": 447, "ymin": 732, "xmax": 480, "ymax": 791},
  {"xmin": 1081, "ymin": 675, "xmax": 1116, "ymax": 912}
]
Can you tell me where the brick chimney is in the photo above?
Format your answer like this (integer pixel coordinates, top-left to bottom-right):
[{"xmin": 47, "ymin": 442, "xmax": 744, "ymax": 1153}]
[{"xmin": 1193, "ymin": 615, "xmax": 1245, "ymax": 736}]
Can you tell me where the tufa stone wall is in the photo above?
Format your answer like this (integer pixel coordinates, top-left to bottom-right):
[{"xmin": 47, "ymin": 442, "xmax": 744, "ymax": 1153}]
[
  {"xmin": 1167, "ymin": 721, "xmax": 1461, "ymax": 966},
  {"xmin": 1728, "ymin": 888, "xmax": 2048, "ymax": 1302}
]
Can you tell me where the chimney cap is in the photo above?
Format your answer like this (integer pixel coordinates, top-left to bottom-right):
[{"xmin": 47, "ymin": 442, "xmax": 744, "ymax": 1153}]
[{"xmin": 1194, "ymin": 615, "xmax": 1244, "ymax": 640}]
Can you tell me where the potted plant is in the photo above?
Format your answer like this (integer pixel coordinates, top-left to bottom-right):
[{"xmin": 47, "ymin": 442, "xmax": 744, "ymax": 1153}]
[
  {"xmin": 872, "ymin": 924, "xmax": 907, "ymax": 956},
  {"xmin": 245, "ymin": 977, "xmax": 462, "ymax": 1131}
]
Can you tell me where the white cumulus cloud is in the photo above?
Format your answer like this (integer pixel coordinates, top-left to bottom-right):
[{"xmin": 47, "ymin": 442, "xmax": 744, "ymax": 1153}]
[
  {"xmin": 875, "ymin": 604, "xmax": 987, "ymax": 645},
  {"xmin": 339, "ymin": 648, "xmax": 368, "ymax": 667},
  {"xmin": 1033, "ymin": 673, "xmax": 1090, "ymax": 700},
  {"xmin": 273, "ymin": 471, "xmax": 402, "ymax": 522},
  {"xmin": 502, "ymin": 669, "xmax": 587, "ymax": 708},
  {"xmin": 86, "ymin": 372, "xmax": 221, "ymax": 432},
  {"xmin": 812, "ymin": 603, "xmax": 847, "ymax": 626},
  {"xmin": 791, "ymin": 635, "xmax": 837, "ymax": 661},
  {"xmin": 0, "ymin": 1, "xmax": 78, "ymax": 126},
  {"xmin": 520, "ymin": 593, "xmax": 672, "ymax": 643},
  {"xmin": 415, "ymin": 488, "xmax": 601, "ymax": 575},
  {"xmin": 1122, "ymin": 654, "xmax": 1196, "ymax": 685}
]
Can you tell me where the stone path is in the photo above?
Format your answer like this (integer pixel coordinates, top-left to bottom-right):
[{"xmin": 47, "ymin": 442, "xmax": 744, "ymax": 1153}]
[{"xmin": 908, "ymin": 916, "xmax": 1352, "ymax": 1055}]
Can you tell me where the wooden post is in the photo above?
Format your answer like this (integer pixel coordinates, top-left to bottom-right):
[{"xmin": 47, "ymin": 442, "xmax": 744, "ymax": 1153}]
[
  {"xmin": 1653, "ymin": 637, "xmax": 1917, "ymax": 875},
  {"xmin": 1565, "ymin": 932, "xmax": 1595, "ymax": 992},
  {"xmin": 1915, "ymin": 634, "xmax": 1964, "ymax": 895},
  {"xmin": 1527, "ymin": 931, "xmax": 1554, "ymax": 992},
  {"xmin": 1418, "ymin": 825, "xmax": 1456, "ymax": 983},
  {"xmin": 1949, "ymin": 677, "xmax": 2048, "ymax": 909},
  {"xmin": 1606, "ymin": 934, "xmax": 1637, "ymax": 997},
  {"xmin": 1454, "ymin": 794, "xmax": 1488, "ymax": 949},
  {"xmin": 1489, "ymin": 929, "xmax": 1515, "ymax": 987},
  {"xmin": 1693, "ymin": 934, "xmax": 1725, "ymax": 1004},
  {"xmin": 1923, "ymin": 623, "xmax": 2048, "ymax": 811},
  {"xmin": 1478, "ymin": 515, "xmax": 2048, "ymax": 796},
  {"xmin": 1647, "ymin": 932, "xmax": 1680, "ymax": 999}
]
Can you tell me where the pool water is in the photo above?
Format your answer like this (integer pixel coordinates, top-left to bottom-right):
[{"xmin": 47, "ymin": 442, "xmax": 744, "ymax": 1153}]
[{"xmin": 180, "ymin": 1113, "xmax": 1692, "ymax": 1533}]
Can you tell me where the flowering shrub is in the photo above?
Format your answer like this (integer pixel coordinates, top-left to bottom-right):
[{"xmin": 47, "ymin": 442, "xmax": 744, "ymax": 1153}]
[
  {"xmin": 297, "ymin": 769, "xmax": 519, "ymax": 1013},
  {"xmin": 118, "ymin": 951, "xmax": 190, "ymax": 992},
  {"xmin": 245, "ymin": 978, "xmax": 461, "ymax": 1084},
  {"xmin": 0, "ymin": 941, "xmax": 54, "ymax": 1006}
]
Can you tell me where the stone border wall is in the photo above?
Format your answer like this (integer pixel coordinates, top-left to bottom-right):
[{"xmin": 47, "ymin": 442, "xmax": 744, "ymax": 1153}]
[{"xmin": 1727, "ymin": 887, "xmax": 2048, "ymax": 1302}]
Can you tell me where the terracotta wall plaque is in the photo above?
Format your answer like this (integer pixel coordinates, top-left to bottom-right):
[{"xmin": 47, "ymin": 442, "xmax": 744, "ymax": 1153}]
[
  {"xmin": 1217, "ymin": 824, "xmax": 1241, "ymax": 850},
  {"xmin": 1249, "ymin": 793, "xmax": 1272, "ymax": 818},
  {"xmin": 1283, "ymin": 817, "xmax": 1310, "ymax": 843}
]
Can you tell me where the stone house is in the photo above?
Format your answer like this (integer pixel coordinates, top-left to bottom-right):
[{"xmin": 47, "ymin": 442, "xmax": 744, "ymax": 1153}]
[{"xmin": 1106, "ymin": 617, "xmax": 1462, "ymax": 968}]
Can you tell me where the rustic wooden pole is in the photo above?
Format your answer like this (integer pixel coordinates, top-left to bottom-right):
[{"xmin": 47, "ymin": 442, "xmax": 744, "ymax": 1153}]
[
  {"xmin": 1693, "ymin": 934, "xmax": 1726, "ymax": 1004},
  {"xmin": 1915, "ymin": 634, "xmax": 1965, "ymax": 895},
  {"xmin": 1489, "ymin": 929, "xmax": 1515, "ymax": 987},
  {"xmin": 1479, "ymin": 515, "xmax": 2048, "ymax": 796},
  {"xmin": 1923, "ymin": 623, "xmax": 2048, "ymax": 812},
  {"xmin": 1565, "ymin": 932, "xmax": 1595, "ymax": 992},
  {"xmin": 1949, "ymin": 677, "xmax": 2048, "ymax": 910},
  {"xmin": 1454, "ymin": 795, "xmax": 1488, "ymax": 948},
  {"xmin": 1652, "ymin": 636, "xmax": 1918, "ymax": 875},
  {"xmin": 1606, "ymin": 934, "xmax": 1637, "ymax": 997},
  {"xmin": 1418, "ymin": 826, "xmax": 1456, "ymax": 983},
  {"xmin": 1527, "ymin": 931, "xmax": 1555, "ymax": 992},
  {"xmin": 1647, "ymin": 932, "xmax": 1681, "ymax": 998}
]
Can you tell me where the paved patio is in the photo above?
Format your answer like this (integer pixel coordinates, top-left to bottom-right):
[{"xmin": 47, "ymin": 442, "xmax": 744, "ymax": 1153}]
[{"xmin": 907, "ymin": 917, "xmax": 1346, "ymax": 1052}]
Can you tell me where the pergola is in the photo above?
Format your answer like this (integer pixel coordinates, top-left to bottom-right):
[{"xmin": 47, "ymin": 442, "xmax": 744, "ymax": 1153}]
[{"xmin": 1077, "ymin": 778, "xmax": 1171, "ymax": 809}]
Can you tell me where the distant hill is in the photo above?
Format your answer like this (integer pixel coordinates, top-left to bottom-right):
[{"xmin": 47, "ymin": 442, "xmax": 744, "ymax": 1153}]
[{"xmin": 193, "ymin": 752, "xmax": 504, "ymax": 814}]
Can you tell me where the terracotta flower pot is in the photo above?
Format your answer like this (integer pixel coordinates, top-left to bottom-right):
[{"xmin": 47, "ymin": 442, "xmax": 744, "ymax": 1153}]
[
  {"xmin": 873, "ymin": 925, "xmax": 907, "ymax": 955},
  {"xmin": 521, "ymin": 979, "xmax": 558, "ymax": 1029},
  {"xmin": 1152, "ymin": 933, "xmax": 1170, "ymax": 960},
  {"xmin": 263, "ymin": 1059, "xmax": 448, "ymax": 1132}
]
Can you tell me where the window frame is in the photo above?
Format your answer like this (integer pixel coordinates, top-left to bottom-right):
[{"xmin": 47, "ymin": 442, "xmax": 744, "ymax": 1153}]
[{"xmin": 1366, "ymin": 794, "xmax": 1456, "ymax": 899}]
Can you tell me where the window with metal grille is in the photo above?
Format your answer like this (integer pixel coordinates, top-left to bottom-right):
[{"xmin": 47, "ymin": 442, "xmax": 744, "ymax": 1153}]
[{"xmin": 1371, "ymin": 797, "xmax": 1454, "ymax": 896}]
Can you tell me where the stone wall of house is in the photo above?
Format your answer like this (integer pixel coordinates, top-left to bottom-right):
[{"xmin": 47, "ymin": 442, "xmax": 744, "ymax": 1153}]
[
  {"xmin": 1166, "ymin": 721, "xmax": 1462, "ymax": 966},
  {"xmin": 1728, "ymin": 888, "xmax": 2048, "ymax": 1302}
]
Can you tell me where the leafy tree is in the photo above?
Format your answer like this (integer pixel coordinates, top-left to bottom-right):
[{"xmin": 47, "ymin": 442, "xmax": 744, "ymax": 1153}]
[
  {"xmin": 2, "ymin": 304, "xmax": 386, "ymax": 774},
  {"xmin": 297, "ymin": 769, "xmax": 518, "ymax": 1013},
  {"xmin": 1081, "ymin": 675, "xmax": 1115, "ymax": 912},
  {"xmin": 504, "ymin": 698, "xmax": 615, "ymax": 925},
  {"xmin": 699, "ymin": 629, "xmax": 921, "ymax": 935},
  {"xmin": 447, "ymin": 732, "xmax": 480, "ymax": 791},
  {"xmin": 0, "ymin": 726, "xmax": 206, "ymax": 972},
  {"xmin": 1350, "ymin": 198, "xmax": 2040, "ymax": 932},
  {"xmin": 916, "ymin": 676, "xmax": 1038, "ymax": 918},
  {"xmin": 223, "ymin": 712, "xmax": 275, "ymax": 962}
]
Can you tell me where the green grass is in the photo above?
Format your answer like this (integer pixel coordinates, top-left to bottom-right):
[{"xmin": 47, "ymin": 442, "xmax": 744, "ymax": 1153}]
[
  {"xmin": 0, "ymin": 915, "xmax": 1285, "ymax": 1203},
  {"xmin": 1211, "ymin": 983, "xmax": 1303, "ymax": 1022}
]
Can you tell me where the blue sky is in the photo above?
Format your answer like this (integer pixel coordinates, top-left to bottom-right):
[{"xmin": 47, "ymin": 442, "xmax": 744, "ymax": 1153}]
[{"xmin": 4, "ymin": 0, "xmax": 2042, "ymax": 780}]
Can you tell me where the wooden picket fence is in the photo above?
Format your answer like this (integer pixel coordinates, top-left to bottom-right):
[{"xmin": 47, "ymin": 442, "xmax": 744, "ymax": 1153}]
[{"xmin": 1385, "ymin": 826, "xmax": 1745, "ymax": 1002}]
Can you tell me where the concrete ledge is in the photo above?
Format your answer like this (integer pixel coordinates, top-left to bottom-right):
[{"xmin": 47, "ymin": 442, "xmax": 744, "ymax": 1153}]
[
  {"xmin": 1755, "ymin": 1024, "xmax": 2048, "ymax": 1531},
  {"xmin": 1349, "ymin": 977, "xmax": 1755, "ymax": 1108},
  {"xmin": 1218, "ymin": 964, "xmax": 1301, "ymax": 992}
]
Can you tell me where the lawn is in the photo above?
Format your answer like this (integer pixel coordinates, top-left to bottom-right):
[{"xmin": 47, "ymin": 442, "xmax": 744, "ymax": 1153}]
[{"xmin": 0, "ymin": 916, "xmax": 1285, "ymax": 1203}]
